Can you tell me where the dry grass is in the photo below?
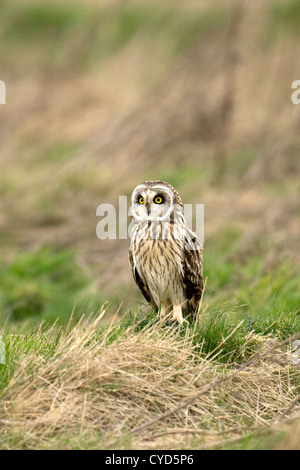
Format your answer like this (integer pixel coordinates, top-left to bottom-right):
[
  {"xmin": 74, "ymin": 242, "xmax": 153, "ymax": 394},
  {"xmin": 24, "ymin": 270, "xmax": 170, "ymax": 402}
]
[{"xmin": 1, "ymin": 308, "xmax": 300, "ymax": 450}]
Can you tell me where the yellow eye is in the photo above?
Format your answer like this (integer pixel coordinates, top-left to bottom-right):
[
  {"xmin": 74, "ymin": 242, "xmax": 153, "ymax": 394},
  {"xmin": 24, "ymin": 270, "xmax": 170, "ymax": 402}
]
[
  {"xmin": 139, "ymin": 197, "xmax": 144, "ymax": 204},
  {"xmin": 154, "ymin": 196, "xmax": 163, "ymax": 204}
]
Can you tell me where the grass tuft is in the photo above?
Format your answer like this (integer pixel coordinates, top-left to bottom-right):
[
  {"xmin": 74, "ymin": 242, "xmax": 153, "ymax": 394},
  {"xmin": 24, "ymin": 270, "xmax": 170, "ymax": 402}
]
[{"xmin": 0, "ymin": 307, "xmax": 299, "ymax": 449}]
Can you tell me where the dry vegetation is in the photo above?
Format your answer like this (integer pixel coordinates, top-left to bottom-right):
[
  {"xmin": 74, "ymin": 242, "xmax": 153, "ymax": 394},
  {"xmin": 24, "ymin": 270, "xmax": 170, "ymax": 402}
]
[
  {"xmin": 1, "ymin": 0, "xmax": 300, "ymax": 449},
  {"xmin": 1, "ymin": 310, "xmax": 300, "ymax": 450}
]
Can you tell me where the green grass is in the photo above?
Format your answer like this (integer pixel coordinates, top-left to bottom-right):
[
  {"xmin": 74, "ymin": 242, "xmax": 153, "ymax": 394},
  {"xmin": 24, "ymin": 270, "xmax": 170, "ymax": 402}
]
[
  {"xmin": 0, "ymin": 247, "xmax": 102, "ymax": 326},
  {"xmin": 0, "ymin": 1, "xmax": 228, "ymax": 70},
  {"xmin": 41, "ymin": 141, "xmax": 78, "ymax": 165},
  {"xmin": 224, "ymin": 147, "xmax": 260, "ymax": 181},
  {"xmin": 4, "ymin": 3, "xmax": 86, "ymax": 39},
  {"xmin": 0, "ymin": 325, "xmax": 61, "ymax": 391},
  {"xmin": 264, "ymin": 0, "xmax": 300, "ymax": 45},
  {"xmin": 269, "ymin": 0, "xmax": 300, "ymax": 37},
  {"xmin": 157, "ymin": 165, "xmax": 211, "ymax": 191}
]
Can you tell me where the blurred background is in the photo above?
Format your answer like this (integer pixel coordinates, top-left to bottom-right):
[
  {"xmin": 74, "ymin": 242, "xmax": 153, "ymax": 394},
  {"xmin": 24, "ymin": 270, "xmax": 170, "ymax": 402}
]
[{"xmin": 0, "ymin": 0, "xmax": 299, "ymax": 327}]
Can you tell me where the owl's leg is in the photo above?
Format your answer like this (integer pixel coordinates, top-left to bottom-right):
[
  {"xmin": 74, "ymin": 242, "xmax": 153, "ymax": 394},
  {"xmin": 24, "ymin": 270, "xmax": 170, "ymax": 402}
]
[
  {"xmin": 160, "ymin": 302, "xmax": 166, "ymax": 319},
  {"xmin": 172, "ymin": 304, "xmax": 184, "ymax": 324},
  {"xmin": 160, "ymin": 299, "xmax": 171, "ymax": 320}
]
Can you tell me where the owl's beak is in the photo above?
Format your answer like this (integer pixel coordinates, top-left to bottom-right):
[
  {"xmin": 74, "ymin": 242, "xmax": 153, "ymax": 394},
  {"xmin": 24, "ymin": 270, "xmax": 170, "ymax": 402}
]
[{"xmin": 146, "ymin": 202, "xmax": 150, "ymax": 216}]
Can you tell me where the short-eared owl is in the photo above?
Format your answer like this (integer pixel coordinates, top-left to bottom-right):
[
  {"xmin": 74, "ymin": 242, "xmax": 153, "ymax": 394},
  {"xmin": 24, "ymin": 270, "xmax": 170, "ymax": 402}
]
[{"xmin": 129, "ymin": 180, "xmax": 203, "ymax": 324}]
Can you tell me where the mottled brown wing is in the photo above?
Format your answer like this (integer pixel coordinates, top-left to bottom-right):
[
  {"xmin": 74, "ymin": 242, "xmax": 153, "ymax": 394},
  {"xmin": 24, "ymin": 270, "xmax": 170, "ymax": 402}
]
[
  {"xmin": 181, "ymin": 230, "xmax": 204, "ymax": 314},
  {"xmin": 128, "ymin": 248, "xmax": 158, "ymax": 310}
]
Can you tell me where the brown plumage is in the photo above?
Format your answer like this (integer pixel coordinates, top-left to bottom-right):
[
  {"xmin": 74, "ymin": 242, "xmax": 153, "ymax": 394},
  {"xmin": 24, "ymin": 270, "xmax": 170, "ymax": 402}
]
[{"xmin": 129, "ymin": 180, "xmax": 203, "ymax": 324}]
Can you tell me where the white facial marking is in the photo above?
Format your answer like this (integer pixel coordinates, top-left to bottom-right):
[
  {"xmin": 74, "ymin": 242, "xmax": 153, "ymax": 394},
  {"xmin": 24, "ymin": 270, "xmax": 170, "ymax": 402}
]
[{"xmin": 131, "ymin": 185, "xmax": 174, "ymax": 221}]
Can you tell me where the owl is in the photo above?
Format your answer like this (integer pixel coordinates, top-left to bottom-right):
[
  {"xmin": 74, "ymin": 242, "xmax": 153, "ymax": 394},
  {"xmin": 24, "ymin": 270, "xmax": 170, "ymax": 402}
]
[{"xmin": 129, "ymin": 180, "xmax": 203, "ymax": 324}]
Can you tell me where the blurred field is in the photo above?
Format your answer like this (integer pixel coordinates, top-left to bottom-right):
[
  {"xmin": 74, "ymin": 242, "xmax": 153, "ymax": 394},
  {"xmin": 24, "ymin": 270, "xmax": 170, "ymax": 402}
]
[{"xmin": 1, "ymin": 0, "xmax": 300, "ymax": 450}]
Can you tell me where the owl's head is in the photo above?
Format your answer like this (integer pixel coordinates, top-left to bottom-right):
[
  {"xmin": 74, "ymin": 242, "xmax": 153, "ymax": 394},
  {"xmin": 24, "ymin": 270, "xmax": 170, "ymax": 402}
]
[{"xmin": 130, "ymin": 180, "xmax": 182, "ymax": 222}]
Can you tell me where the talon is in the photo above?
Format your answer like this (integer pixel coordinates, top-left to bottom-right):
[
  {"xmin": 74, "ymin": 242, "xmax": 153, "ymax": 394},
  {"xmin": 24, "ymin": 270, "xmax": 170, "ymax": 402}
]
[{"xmin": 172, "ymin": 305, "xmax": 184, "ymax": 324}]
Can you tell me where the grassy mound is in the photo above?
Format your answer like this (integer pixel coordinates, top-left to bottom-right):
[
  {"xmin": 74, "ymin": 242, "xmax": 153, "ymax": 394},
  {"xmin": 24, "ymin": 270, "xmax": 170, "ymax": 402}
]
[{"xmin": 1, "ymin": 306, "xmax": 300, "ymax": 450}]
